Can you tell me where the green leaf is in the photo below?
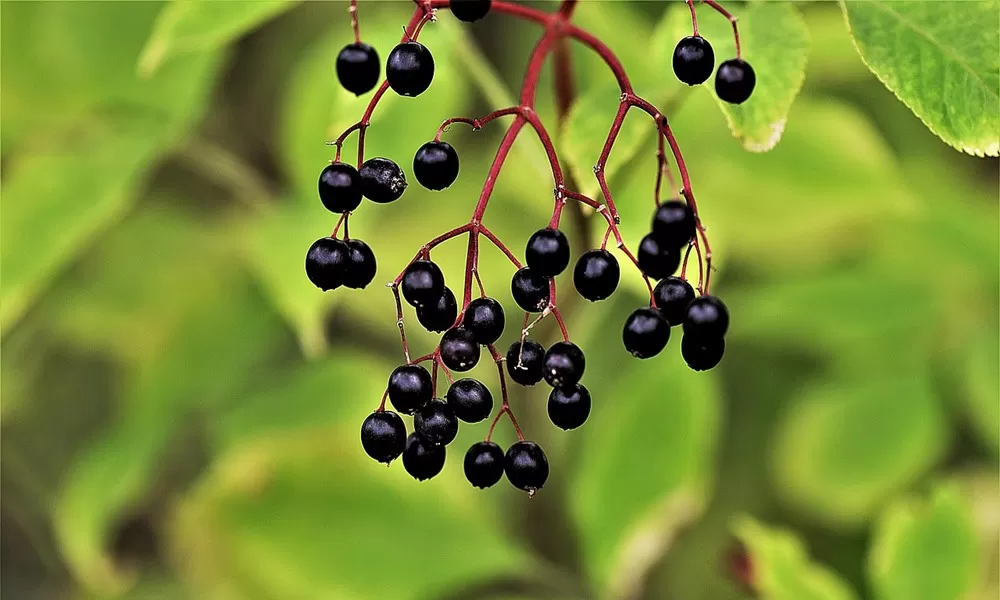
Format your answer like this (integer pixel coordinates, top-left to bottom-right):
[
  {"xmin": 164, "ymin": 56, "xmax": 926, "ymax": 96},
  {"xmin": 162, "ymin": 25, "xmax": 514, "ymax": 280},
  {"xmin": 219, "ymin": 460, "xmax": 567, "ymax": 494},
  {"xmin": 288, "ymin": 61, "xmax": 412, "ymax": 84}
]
[
  {"xmin": 841, "ymin": 0, "xmax": 1000, "ymax": 157},
  {"xmin": 868, "ymin": 485, "xmax": 982, "ymax": 600},
  {"xmin": 961, "ymin": 332, "xmax": 1000, "ymax": 454},
  {"xmin": 139, "ymin": 0, "xmax": 298, "ymax": 76},
  {"xmin": 734, "ymin": 517, "xmax": 859, "ymax": 600}
]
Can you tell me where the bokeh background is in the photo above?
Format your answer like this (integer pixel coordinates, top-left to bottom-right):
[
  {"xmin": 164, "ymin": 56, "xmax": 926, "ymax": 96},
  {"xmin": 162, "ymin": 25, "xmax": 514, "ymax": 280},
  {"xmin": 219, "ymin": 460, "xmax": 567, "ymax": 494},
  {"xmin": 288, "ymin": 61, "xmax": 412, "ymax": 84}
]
[{"xmin": 2, "ymin": 1, "xmax": 997, "ymax": 599}]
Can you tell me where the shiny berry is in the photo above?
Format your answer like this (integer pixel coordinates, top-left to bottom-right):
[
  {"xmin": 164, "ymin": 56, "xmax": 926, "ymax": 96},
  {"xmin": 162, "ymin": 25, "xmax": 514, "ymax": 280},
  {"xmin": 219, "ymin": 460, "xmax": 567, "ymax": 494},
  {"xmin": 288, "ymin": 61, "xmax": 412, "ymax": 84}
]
[
  {"xmin": 387, "ymin": 41, "xmax": 435, "ymax": 97},
  {"xmin": 336, "ymin": 42, "xmax": 380, "ymax": 96},
  {"xmin": 716, "ymin": 58, "xmax": 756, "ymax": 105},
  {"xmin": 343, "ymin": 239, "xmax": 377, "ymax": 289},
  {"xmin": 440, "ymin": 327, "xmax": 481, "ymax": 371},
  {"xmin": 511, "ymin": 267, "xmax": 550, "ymax": 313},
  {"xmin": 542, "ymin": 341, "xmax": 586, "ymax": 388},
  {"xmin": 506, "ymin": 339, "xmax": 545, "ymax": 386},
  {"xmin": 360, "ymin": 157, "xmax": 407, "ymax": 203},
  {"xmin": 360, "ymin": 411, "xmax": 406, "ymax": 463},
  {"xmin": 387, "ymin": 364, "xmax": 433, "ymax": 414},
  {"xmin": 451, "ymin": 0, "xmax": 492, "ymax": 22},
  {"xmin": 652, "ymin": 200, "xmax": 696, "ymax": 249},
  {"xmin": 673, "ymin": 36, "xmax": 715, "ymax": 86},
  {"xmin": 318, "ymin": 162, "xmax": 362, "ymax": 213},
  {"xmin": 463, "ymin": 297, "xmax": 505, "ymax": 345},
  {"xmin": 548, "ymin": 384, "xmax": 591, "ymax": 430},
  {"xmin": 574, "ymin": 249, "xmax": 620, "ymax": 301},
  {"xmin": 464, "ymin": 441, "xmax": 504, "ymax": 489},
  {"xmin": 682, "ymin": 334, "xmax": 726, "ymax": 371},
  {"xmin": 683, "ymin": 295, "xmax": 730, "ymax": 338},
  {"xmin": 414, "ymin": 399, "xmax": 459, "ymax": 446},
  {"xmin": 403, "ymin": 433, "xmax": 445, "ymax": 480},
  {"xmin": 413, "ymin": 141, "xmax": 459, "ymax": 190},
  {"xmin": 446, "ymin": 378, "xmax": 493, "ymax": 423},
  {"xmin": 653, "ymin": 276, "xmax": 695, "ymax": 326},
  {"xmin": 638, "ymin": 234, "xmax": 681, "ymax": 280},
  {"xmin": 505, "ymin": 441, "xmax": 548, "ymax": 493},
  {"xmin": 402, "ymin": 260, "xmax": 445, "ymax": 307},
  {"xmin": 305, "ymin": 237, "xmax": 349, "ymax": 291},
  {"xmin": 525, "ymin": 228, "xmax": 570, "ymax": 277},
  {"xmin": 623, "ymin": 307, "xmax": 670, "ymax": 359},
  {"xmin": 416, "ymin": 287, "xmax": 458, "ymax": 332}
]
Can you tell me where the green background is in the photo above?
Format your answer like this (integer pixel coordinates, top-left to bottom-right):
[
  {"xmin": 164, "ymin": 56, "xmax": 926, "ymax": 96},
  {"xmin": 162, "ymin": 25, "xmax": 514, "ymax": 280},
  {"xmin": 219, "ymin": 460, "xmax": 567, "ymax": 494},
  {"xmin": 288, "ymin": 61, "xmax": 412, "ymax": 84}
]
[{"xmin": 2, "ymin": 2, "xmax": 997, "ymax": 600}]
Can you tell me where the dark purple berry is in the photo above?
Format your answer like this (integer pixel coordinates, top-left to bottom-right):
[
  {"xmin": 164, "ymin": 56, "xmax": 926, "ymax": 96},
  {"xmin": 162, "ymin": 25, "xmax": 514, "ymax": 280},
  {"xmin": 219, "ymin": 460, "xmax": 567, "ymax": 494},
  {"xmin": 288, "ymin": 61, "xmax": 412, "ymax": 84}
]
[
  {"xmin": 464, "ymin": 441, "xmax": 504, "ymax": 489},
  {"xmin": 623, "ymin": 307, "xmax": 670, "ymax": 359},
  {"xmin": 683, "ymin": 295, "xmax": 730, "ymax": 338},
  {"xmin": 548, "ymin": 384, "xmax": 591, "ymax": 430},
  {"xmin": 451, "ymin": 0, "xmax": 492, "ymax": 22},
  {"xmin": 574, "ymin": 249, "xmax": 620, "ymax": 301},
  {"xmin": 387, "ymin": 364, "xmax": 433, "ymax": 414},
  {"xmin": 506, "ymin": 339, "xmax": 545, "ymax": 386},
  {"xmin": 716, "ymin": 58, "xmax": 756, "ymax": 105},
  {"xmin": 446, "ymin": 378, "xmax": 493, "ymax": 423},
  {"xmin": 638, "ymin": 234, "xmax": 681, "ymax": 280},
  {"xmin": 414, "ymin": 399, "xmax": 459, "ymax": 446},
  {"xmin": 387, "ymin": 41, "xmax": 435, "ymax": 97},
  {"xmin": 653, "ymin": 276, "xmax": 695, "ymax": 326},
  {"xmin": 505, "ymin": 441, "xmax": 548, "ymax": 493},
  {"xmin": 318, "ymin": 162, "xmax": 362, "ymax": 213},
  {"xmin": 413, "ymin": 141, "xmax": 459, "ymax": 190},
  {"xmin": 652, "ymin": 200, "xmax": 696, "ymax": 249},
  {"xmin": 305, "ymin": 237, "xmax": 349, "ymax": 291},
  {"xmin": 336, "ymin": 42, "xmax": 380, "ymax": 96},
  {"xmin": 440, "ymin": 327, "xmax": 481, "ymax": 372},
  {"xmin": 542, "ymin": 341, "xmax": 586, "ymax": 388},
  {"xmin": 401, "ymin": 260, "xmax": 445, "ymax": 307},
  {"xmin": 681, "ymin": 334, "xmax": 726, "ymax": 371},
  {"xmin": 343, "ymin": 239, "xmax": 377, "ymax": 289},
  {"xmin": 511, "ymin": 266, "xmax": 550, "ymax": 313},
  {"xmin": 403, "ymin": 433, "xmax": 445, "ymax": 480},
  {"xmin": 525, "ymin": 228, "xmax": 570, "ymax": 277},
  {"xmin": 416, "ymin": 287, "xmax": 458, "ymax": 332},
  {"xmin": 463, "ymin": 297, "xmax": 505, "ymax": 345},
  {"xmin": 360, "ymin": 411, "xmax": 406, "ymax": 463},
  {"xmin": 360, "ymin": 157, "xmax": 407, "ymax": 203},
  {"xmin": 673, "ymin": 35, "xmax": 715, "ymax": 86}
]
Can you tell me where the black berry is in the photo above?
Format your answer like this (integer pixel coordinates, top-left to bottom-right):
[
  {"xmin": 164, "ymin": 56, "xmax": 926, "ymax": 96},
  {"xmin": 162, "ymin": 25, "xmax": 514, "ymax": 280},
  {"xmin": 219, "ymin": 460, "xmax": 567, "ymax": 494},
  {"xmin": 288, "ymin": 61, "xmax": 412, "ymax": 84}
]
[
  {"xmin": 653, "ymin": 276, "xmax": 695, "ymax": 326},
  {"xmin": 683, "ymin": 295, "xmax": 730, "ymax": 338},
  {"xmin": 416, "ymin": 287, "xmax": 458, "ymax": 332},
  {"xmin": 638, "ymin": 234, "xmax": 681, "ymax": 280},
  {"xmin": 387, "ymin": 364, "xmax": 433, "ymax": 414},
  {"xmin": 401, "ymin": 260, "xmax": 445, "ymax": 307},
  {"xmin": 623, "ymin": 307, "xmax": 670, "ymax": 359},
  {"xmin": 446, "ymin": 378, "xmax": 493, "ymax": 423},
  {"xmin": 542, "ymin": 341, "xmax": 586, "ymax": 388},
  {"xmin": 715, "ymin": 58, "xmax": 756, "ymax": 105},
  {"xmin": 505, "ymin": 339, "xmax": 545, "ymax": 386},
  {"xmin": 652, "ymin": 200, "xmax": 696, "ymax": 249},
  {"xmin": 463, "ymin": 297, "xmax": 505, "ymax": 345},
  {"xmin": 386, "ymin": 41, "xmax": 435, "ymax": 97},
  {"xmin": 574, "ymin": 249, "xmax": 620, "ymax": 301},
  {"xmin": 505, "ymin": 441, "xmax": 548, "ymax": 493},
  {"xmin": 360, "ymin": 411, "xmax": 406, "ymax": 463},
  {"xmin": 525, "ymin": 228, "xmax": 570, "ymax": 277},
  {"xmin": 681, "ymin": 334, "xmax": 726, "ymax": 371},
  {"xmin": 413, "ymin": 141, "xmax": 459, "ymax": 190},
  {"xmin": 673, "ymin": 35, "xmax": 715, "ymax": 86},
  {"xmin": 413, "ymin": 399, "xmax": 459, "ymax": 446},
  {"xmin": 464, "ymin": 441, "xmax": 504, "ymax": 489},
  {"xmin": 318, "ymin": 162, "xmax": 363, "ymax": 213},
  {"xmin": 548, "ymin": 384, "xmax": 591, "ymax": 430},
  {"xmin": 403, "ymin": 433, "xmax": 446, "ymax": 480},
  {"xmin": 343, "ymin": 239, "xmax": 377, "ymax": 289},
  {"xmin": 511, "ymin": 266, "xmax": 550, "ymax": 313},
  {"xmin": 336, "ymin": 42, "xmax": 380, "ymax": 96},
  {"xmin": 305, "ymin": 237, "xmax": 349, "ymax": 291},
  {"xmin": 451, "ymin": 0, "xmax": 492, "ymax": 22},
  {"xmin": 440, "ymin": 327, "xmax": 481, "ymax": 372},
  {"xmin": 359, "ymin": 157, "xmax": 407, "ymax": 203}
]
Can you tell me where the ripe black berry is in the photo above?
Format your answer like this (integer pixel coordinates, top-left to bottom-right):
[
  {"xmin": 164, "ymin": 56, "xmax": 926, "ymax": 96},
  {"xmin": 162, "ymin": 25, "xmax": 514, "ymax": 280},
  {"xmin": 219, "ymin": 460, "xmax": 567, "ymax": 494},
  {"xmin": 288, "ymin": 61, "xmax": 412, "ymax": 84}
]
[
  {"xmin": 638, "ymin": 234, "xmax": 681, "ymax": 280},
  {"xmin": 451, "ymin": 0, "xmax": 492, "ymax": 22},
  {"xmin": 336, "ymin": 42, "xmax": 380, "ymax": 96},
  {"xmin": 343, "ymin": 239, "xmax": 377, "ymax": 289},
  {"xmin": 548, "ymin": 384, "xmax": 591, "ymax": 430},
  {"xmin": 623, "ymin": 307, "xmax": 670, "ymax": 359},
  {"xmin": 403, "ymin": 433, "xmax": 446, "ymax": 480},
  {"xmin": 542, "ymin": 341, "xmax": 586, "ymax": 388},
  {"xmin": 511, "ymin": 267, "xmax": 550, "ymax": 313},
  {"xmin": 305, "ymin": 237, "xmax": 349, "ymax": 291},
  {"xmin": 360, "ymin": 411, "xmax": 406, "ymax": 463},
  {"xmin": 506, "ymin": 339, "xmax": 545, "ymax": 386},
  {"xmin": 359, "ymin": 157, "xmax": 407, "ymax": 203},
  {"xmin": 440, "ymin": 327, "xmax": 481, "ymax": 372},
  {"xmin": 386, "ymin": 41, "xmax": 435, "ymax": 97},
  {"xmin": 318, "ymin": 162, "xmax": 362, "ymax": 213},
  {"xmin": 413, "ymin": 141, "xmax": 459, "ymax": 191},
  {"xmin": 464, "ymin": 441, "xmax": 504, "ymax": 489},
  {"xmin": 401, "ymin": 260, "xmax": 445, "ymax": 307},
  {"xmin": 683, "ymin": 295, "xmax": 730, "ymax": 338},
  {"xmin": 673, "ymin": 36, "xmax": 715, "ymax": 86},
  {"xmin": 652, "ymin": 200, "xmax": 696, "ymax": 249},
  {"xmin": 463, "ymin": 297, "xmax": 505, "ymax": 345},
  {"xmin": 715, "ymin": 58, "xmax": 756, "ymax": 105},
  {"xmin": 446, "ymin": 378, "xmax": 493, "ymax": 423},
  {"xmin": 525, "ymin": 228, "xmax": 570, "ymax": 277},
  {"xmin": 413, "ymin": 399, "xmax": 459, "ymax": 446},
  {"xmin": 387, "ymin": 364, "xmax": 433, "ymax": 414},
  {"xmin": 505, "ymin": 441, "xmax": 548, "ymax": 493},
  {"xmin": 416, "ymin": 287, "xmax": 457, "ymax": 332},
  {"xmin": 574, "ymin": 249, "xmax": 620, "ymax": 301},
  {"xmin": 653, "ymin": 276, "xmax": 695, "ymax": 326},
  {"xmin": 681, "ymin": 334, "xmax": 726, "ymax": 371}
]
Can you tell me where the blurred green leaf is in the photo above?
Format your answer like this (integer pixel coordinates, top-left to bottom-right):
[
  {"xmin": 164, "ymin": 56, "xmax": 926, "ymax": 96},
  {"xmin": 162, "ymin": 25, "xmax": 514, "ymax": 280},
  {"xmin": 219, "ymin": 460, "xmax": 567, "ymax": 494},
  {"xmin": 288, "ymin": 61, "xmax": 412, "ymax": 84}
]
[
  {"xmin": 139, "ymin": 0, "xmax": 298, "ymax": 76},
  {"xmin": 868, "ymin": 484, "xmax": 982, "ymax": 600},
  {"xmin": 961, "ymin": 333, "xmax": 1000, "ymax": 454},
  {"xmin": 734, "ymin": 516, "xmax": 859, "ymax": 600},
  {"xmin": 841, "ymin": 0, "xmax": 1000, "ymax": 157}
]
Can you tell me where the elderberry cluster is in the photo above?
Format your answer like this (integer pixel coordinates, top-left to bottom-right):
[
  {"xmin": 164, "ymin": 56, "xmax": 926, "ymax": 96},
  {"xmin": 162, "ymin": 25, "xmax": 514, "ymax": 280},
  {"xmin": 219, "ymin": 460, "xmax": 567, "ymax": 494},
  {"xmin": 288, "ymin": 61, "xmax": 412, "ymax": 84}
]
[{"xmin": 673, "ymin": 34, "xmax": 755, "ymax": 104}]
